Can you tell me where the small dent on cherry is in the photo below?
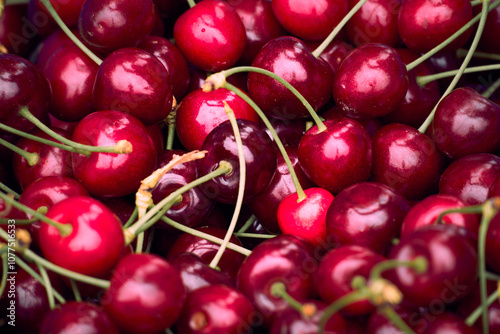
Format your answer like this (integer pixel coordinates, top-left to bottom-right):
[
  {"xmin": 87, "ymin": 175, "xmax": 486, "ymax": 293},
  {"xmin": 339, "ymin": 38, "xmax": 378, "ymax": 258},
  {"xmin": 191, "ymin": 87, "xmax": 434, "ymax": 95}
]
[{"xmin": 189, "ymin": 311, "xmax": 208, "ymax": 330}]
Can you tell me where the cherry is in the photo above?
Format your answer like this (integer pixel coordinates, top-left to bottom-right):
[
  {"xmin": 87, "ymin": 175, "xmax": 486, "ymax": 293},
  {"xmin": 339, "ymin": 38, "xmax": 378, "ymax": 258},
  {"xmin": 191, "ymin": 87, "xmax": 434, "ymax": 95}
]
[
  {"xmin": 42, "ymin": 43, "xmax": 98, "ymax": 122},
  {"xmin": 37, "ymin": 0, "xmax": 86, "ymax": 28},
  {"xmin": 175, "ymin": 88, "xmax": 258, "ymax": 151},
  {"xmin": 477, "ymin": 6, "xmax": 500, "ymax": 53},
  {"xmin": 438, "ymin": 153, "xmax": 500, "ymax": 205},
  {"xmin": 197, "ymin": 119, "xmax": 277, "ymax": 204},
  {"xmin": 40, "ymin": 301, "xmax": 119, "ymax": 334},
  {"xmin": 326, "ymin": 182, "xmax": 410, "ymax": 254},
  {"xmin": 332, "ymin": 43, "xmax": 408, "ymax": 119},
  {"xmin": 424, "ymin": 311, "xmax": 481, "ymax": 334},
  {"xmin": 372, "ymin": 123, "xmax": 446, "ymax": 200},
  {"xmin": 48, "ymin": 113, "xmax": 78, "ymax": 134},
  {"xmin": 366, "ymin": 305, "xmax": 424, "ymax": 333},
  {"xmin": 457, "ymin": 280, "xmax": 500, "ymax": 332},
  {"xmin": 387, "ymin": 224, "xmax": 477, "ymax": 308},
  {"xmin": 400, "ymin": 194, "xmax": 480, "ymax": 238},
  {"xmin": 306, "ymin": 39, "xmax": 353, "ymax": 76},
  {"xmin": 397, "ymin": 0, "xmax": 473, "ymax": 53},
  {"xmin": 35, "ymin": 29, "xmax": 81, "ymax": 69},
  {"xmin": 271, "ymin": 0, "xmax": 348, "ymax": 41},
  {"xmin": 247, "ymin": 36, "xmax": 333, "ymax": 120},
  {"xmin": 489, "ymin": 174, "xmax": 500, "ymax": 197},
  {"xmin": 431, "ymin": 87, "xmax": 500, "ymax": 159},
  {"xmin": 261, "ymin": 118, "xmax": 306, "ymax": 148},
  {"xmin": 177, "ymin": 284, "xmax": 256, "ymax": 334},
  {"xmin": 145, "ymin": 123, "xmax": 165, "ymax": 154},
  {"xmin": 78, "ymin": 0, "xmax": 156, "ymax": 54},
  {"xmin": 485, "ymin": 213, "xmax": 500, "ymax": 273},
  {"xmin": 0, "ymin": 4, "xmax": 37, "ymax": 57},
  {"xmin": 173, "ymin": 0, "xmax": 246, "ymax": 72},
  {"xmin": 427, "ymin": 51, "xmax": 462, "ymax": 92},
  {"xmin": 71, "ymin": 110, "xmax": 157, "ymax": 197},
  {"xmin": 27, "ymin": 0, "xmax": 59, "ymax": 38},
  {"xmin": 92, "ymin": 47, "xmax": 174, "ymax": 125},
  {"xmin": 236, "ymin": 235, "xmax": 318, "ymax": 326},
  {"xmin": 314, "ymin": 244, "xmax": 386, "ymax": 316},
  {"xmin": 298, "ymin": 117, "xmax": 372, "ymax": 194},
  {"xmin": 39, "ymin": 196, "xmax": 125, "ymax": 277}
]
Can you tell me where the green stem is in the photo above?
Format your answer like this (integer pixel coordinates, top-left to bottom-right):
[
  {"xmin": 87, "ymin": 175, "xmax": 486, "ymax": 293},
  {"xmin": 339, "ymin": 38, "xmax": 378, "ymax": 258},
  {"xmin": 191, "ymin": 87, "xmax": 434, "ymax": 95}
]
[
  {"xmin": 486, "ymin": 272, "xmax": 500, "ymax": 281},
  {"xmin": 224, "ymin": 82, "xmax": 307, "ymax": 202},
  {"xmin": 236, "ymin": 214, "xmax": 257, "ymax": 233},
  {"xmin": 471, "ymin": 0, "xmax": 483, "ymax": 5},
  {"xmin": 0, "ymin": 137, "xmax": 39, "ymax": 166},
  {"xmin": 135, "ymin": 231, "xmax": 144, "ymax": 254},
  {"xmin": 435, "ymin": 204, "xmax": 484, "ymax": 225},
  {"xmin": 144, "ymin": 227, "xmax": 155, "ymax": 253},
  {"xmin": 483, "ymin": 76, "xmax": 500, "ymax": 99},
  {"xmin": 69, "ymin": 279, "xmax": 82, "ymax": 303},
  {"xmin": 370, "ymin": 257, "xmax": 428, "ymax": 281},
  {"xmin": 270, "ymin": 282, "xmax": 306, "ymax": 313},
  {"xmin": 233, "ymin": 232, "xmax": 276, "ymax": 239},
  {"xmin": 0, "ymin": 252, "xmax": 7, "ymax": 299},
  {"xmin": 312, "ymin": 0, "xmax": 370, "ymax": 58},
  {"xmin": 38, "ymin": 0, "xmax": 102, "ymax": 65},
  {"xmin": 0, "ymin": 218, "xmax": 38, "ymax": 225},
  {"xmin": 465, "ymin": 285, "xmax": 499, "ymax": 326},
  {"xmin": 0, "ymin": 182, "xmax": 20, "ymax": 199},
  {"xmin": 37, "ymin": 262, "xmax": 55, "ymax": 309},
  {"xmin": 166, "ymin": 109, "xmax": 176, "ymax": 151},
  {"xmin": 418, "ymin": 0, "xmax": 492, "ymax": 134},
  {"xmin": 416, "ymin": 63, "xmax": 500, "ymax": 87},
  {"xmin": 457, "ymin": 48, "xmax": 500, "ymax": 61},
  {"xmin": 186, "ymin": 0, "xmax": 196, "ymax": 8},
  {"xmin": 123, "ymin": 206, "xmax": 138, "ymax": 229},
  {"xmin": 379, "ymin": 306, "xmax": 416, "ymax": 334}
]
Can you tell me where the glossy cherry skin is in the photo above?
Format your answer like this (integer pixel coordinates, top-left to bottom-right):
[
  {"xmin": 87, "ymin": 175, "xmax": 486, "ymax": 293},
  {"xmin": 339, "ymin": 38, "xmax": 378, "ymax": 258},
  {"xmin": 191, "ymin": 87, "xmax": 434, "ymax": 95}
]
[
  {"xmin": 314, "ymin": 245, "xmax": 386, "ymax": 316},
  {"xmin": 486, "ymin": 213, "xmax": 500, "ymax": 273},
  {"xmin": 228, "ymin": 0, "xmax": 286, "ymax": 65},
  {"xmin": 36, "ymin": 0, "xmax": 85, "ymax": 28},
  {"xmin": 332, "ymin": 43, "xmax": 408, "ymax": 119},
  {"xmin": 326, "ymin": 182, "xmax": 410, "ymax": 254},
  {"xmin": 236, "ymin": 235, "xmax": 318, "ymax": 326},
  {"xmin": 490, "ymin": 174, "xmax": 500, "ymax": 197},
  {"xmin": 397, "ymin": 0, "xmax": 472, "ymax": 53},
  {"xmin": 387, "ymin": 224, "xmax": 477, "ymax": 308},
  {"xmin": 247, "ymin": 146, "xmax": 313, "ymax": 234},
  {"xmin": 0, "ymin": 54, "xmax": 50, "ymax": 133},
  {"xmin": 35, "ymin": 29, "xmax": 80, "ymax": 69},
  {"xmin": 197, "ymin": 119, "xmax": 277, "ymax": 204},
  {"xmin": 137, "ymin": 36, "xmax": 190, "ymax": 100},
  {"xmin": 400, "ymin": 194, "xmax": 480, "ymax": 238},
  {"xmin": 272, "ymin": 0, "xmax": 348, "ymax": 41},
  {"xmin": 261, "ymin": 117, "xmax": 306, "ymax": 148},
  {"xmin": 173, "ymin": 0, "xmax": 246, "ymax": 72},
  {"xmin": 431, "ymin": 88, "xmax": 500, "ymax": 159},
  {"xmin": 477, "ymin": 6, "xmax": 500, "ymax": 53},
  {"xmin": 12, "ymin": 127, "xmax": 73, "ymax": 190},
  {"xmin": 306, "ymin": 39, "xmax": 353, "ymax": 76},
  {"xmin": 177, "ymin": 284, "xmax": 255, "ymax": 334},
  {"xmin": 175, "ymin": 88, "xmax": 259, "ymax": 151},
  {"xmin": 298, "ymin": 117, "xmax": 372, "ymax": 194},
  {"xmin": 101, "ymin": 253, "xmax": 186, "ymax": 334},
  {"xmin": 93, "ymin": 47, "xmax": 173, "ymax": 125},
  {"xmin": 71, "ymin": 110, "xmax": 157, "ymax": 197},
  {"xmin": 277, "ymin": 187, "xmax": 334, "ymax": 248},
  {"xmin": 78, "ymin": 0, "xmax": 155, "ymax": 54},
  {"xmin": 0, "ymin": 4, "xmax": 38, "ymax": 57},
  {"xmin": 40, "ymin": 301, "xmax": 119, "ymax": 334},
  {"xmin": 248, "ymin": 36, "xmax": 333, "ymax": 120},
  {"xmin": 372, "ymin": 123, "xmax": 446, "ymax": 200},
  {"xmin": 39, "ymin": 196, "xmax": 125, "ymax": 277},
  {"xmin": 438, "ymin": 153, "xmax": 500, "ymax": 205}
]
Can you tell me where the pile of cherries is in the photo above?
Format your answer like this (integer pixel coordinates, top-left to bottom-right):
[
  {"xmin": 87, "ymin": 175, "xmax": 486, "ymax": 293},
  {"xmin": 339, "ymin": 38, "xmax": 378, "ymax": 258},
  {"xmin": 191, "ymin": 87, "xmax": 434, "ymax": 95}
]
[{"xmin": 0, "ymin": 0, "xmax": 500, "ymax": 333}]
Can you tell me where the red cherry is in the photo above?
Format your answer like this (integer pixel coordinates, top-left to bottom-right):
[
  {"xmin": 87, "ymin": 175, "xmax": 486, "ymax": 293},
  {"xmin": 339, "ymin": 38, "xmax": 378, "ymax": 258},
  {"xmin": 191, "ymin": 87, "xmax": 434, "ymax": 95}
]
[
  {"xmin": 486, "ymin": 213, "xmax": 500, "ymax": 273},
  {"xmin": 0, "ymin": 4, "xmax": 38, "ymax": 57},
  {"xmin": 489, "ymin": 174, "xmax": 500, "ymax": 198},
  {"xmin": 477, "ymin": 6, "xmax": 500, "ymax": 53},
  {"xmin": 37, "ymin": 0, "xmax": 86, "ymax": 28},
  {"xmin": 35, "ymin": 29, "xmax": 80, "ymax": 69}
]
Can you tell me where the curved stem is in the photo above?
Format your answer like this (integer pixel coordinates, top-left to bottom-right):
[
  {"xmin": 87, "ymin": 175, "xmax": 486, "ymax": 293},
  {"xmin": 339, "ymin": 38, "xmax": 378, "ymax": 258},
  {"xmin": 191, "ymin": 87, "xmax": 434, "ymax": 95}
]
[
  {"xmin": 186, "ymin": 0, "xmax": 196, "ymax": 8},
  {"xmin": 0, "ymin": 182, "xmax": 20, "ymax": 199},
  {"xmin": 416, "ymin": 63, "xmax": 500, "ymax": 87},
  {"xmin": 69, "ymin": 278, "xmax": 82, "ymax": 303},
  {"xmin": 37, "ymin": 262, "xmax": 55, "ymax": 309},
  {"xmin": 270, "ymin": 282, "xmax": 307, "ymax": 313},
  {"xmin": 434, "ymin": 203, "xmax": 484, "ymax": 225},
  {"xmin": 122, "ymin": 206, "xmax": 138, "ymax": 229},
  {"xmin": 0, "ymin": 137, "xmax": 39, "ymax": 166},
  {"xmin": 370, "ymin": 257, "xmax": 428, "ymax": 281},
  {"xmin": 209, "ymin": 102, "xmax": 245, "ymax": 269},
  {"xmin": 236, "ymin": 214, "xmax": 257, "ymax": 233},
  {"xmin": 312, "ymin": 0, "xmax": 369, "ymax": 58},
  {"xmin": 465, "ymin": 285, "xmax": 499, "ymax": 326},
  {"xmin": 379, "ymin": 306, "xmax": 416, "ymax": 334},
  {"xmin": 417, "ymin": 0, "xmax": 491, "ymax": 134},
  {"xmin": 483, "ymin": 76, "xmax": 500, "ymax": 99},
  {"xmin": 457, "ymin": 48, "xmax": 500, "ymax": 61}
]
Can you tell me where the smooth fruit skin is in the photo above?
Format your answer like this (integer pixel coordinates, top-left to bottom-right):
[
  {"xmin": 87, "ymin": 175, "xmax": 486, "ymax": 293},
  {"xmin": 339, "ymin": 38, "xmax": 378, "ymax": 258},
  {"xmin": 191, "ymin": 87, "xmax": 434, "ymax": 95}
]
[
  {"xmin": 486, "ymin": 213, "xmax": 500, "ymax": 273},
  {"xmin": 332, "ymin": 43, "xmax": 408, "ymax": 119},
  {"xmin": 39, "ymin": 196, "xmax": 125, "ymax": 277},
  {"xmin": 173, "ymin": 0, "xmax": 246, "ymax": 72}
]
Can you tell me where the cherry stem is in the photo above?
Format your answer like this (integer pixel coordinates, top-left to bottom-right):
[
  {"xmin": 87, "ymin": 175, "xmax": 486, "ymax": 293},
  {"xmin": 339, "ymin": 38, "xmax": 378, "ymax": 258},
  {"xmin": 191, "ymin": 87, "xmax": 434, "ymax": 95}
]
[
  {"xmin": 37, "ymin": 261, "xmax": 56, "ymax": 309},
  {"xmin": 123, "ymin": 206, "xmax": 138, "ymax": 229},
  {"xmin": 379, "ymin": 306, "xmax": 416, "ymax": 334},
  {"xmin": 124, "ymin": 162, "xmax": 233, "ymax": 244},
  {"xmin": 270, "ymin": 281, "xmax": 314, "ymax": 316},
  {"xmin": 0, "ymin": 252, "xmax": 7, "ymax": 299},
  {"xmin": 457, "ymin": 48, "xmax": 500, "ymax": 61},
  {"xmin": 312, "ymin": 0, "xmax": 370, "ymax": 58},
  {"xmin": 416, "ymin": 63, "xmax": 500, "ymax": 87},
  {"xmin": 186, "ymin": 0, "xmax": 196, "ymax": 8},
  {"xmin": 135, "ymin": 231, "xmax": 145, "ymax": 254},
  {"xmin": 482, "ymin": 76, "xmax": 500, "ymax": 99},
  {"xmin": 486, "ymin": 271, "xmax": 500, "ymax": 281},
  {"xmin": 0, "ymin": 137, "xmax": 39, "ymax": 166},
  {"xmin": 18, "ymin": 107, "xmax": 132, "ymax": 156},
  {"xmin": 208, "ymin": 102, "xmax": 246, "ymax": 270},
  {"xmin": 232, "ymin": 232, "xmax": 276, "ymax": 239},
  {"xmin": 236, "ymin": 214, "xmax": 257, "ymax": 233},
  {"xmin": 369, "ymin": 257, "xmax": 428, "ymax": 281},
  {"xmin": 0, "ymin": 217, "xmax": 37, "ymax": 225},
  {"xmin": 0, "ymin": 182, "xmax": 20, "ymax": 199},
  {"xmin": 69, "ymin": 278, "xmax": 82, "ymax": 303},
  {"xmin": 471, "ymin": 0, "xmax": 483, "ymax": 5},
  {"xmin": 417, "ymin": 0, "xmax": 491, "ymax": 134},
  {"xmin": 434, "ymin": 203, "xmax": 484, "ymax": 225},
  {"xmin": 165, "ymin": 108, "xmax": 176, "ymax": 150},
  {"xmin": 0, "ymin": 191, "xmax": 72, "ymax": 237},
  {"xmin": 406, "ymin": 0, "xmax": 500, "ymax": 72},
  {"xmin": 38, "ymin": 0, "xmax": 103, "ymax": 65},
  {"xmin": 465, "ymin": 282, "xmax": 499, "ymax": 326},
  {"xmin": 224, "ymin": 82, "xmax": 307, "ymax": 202}
]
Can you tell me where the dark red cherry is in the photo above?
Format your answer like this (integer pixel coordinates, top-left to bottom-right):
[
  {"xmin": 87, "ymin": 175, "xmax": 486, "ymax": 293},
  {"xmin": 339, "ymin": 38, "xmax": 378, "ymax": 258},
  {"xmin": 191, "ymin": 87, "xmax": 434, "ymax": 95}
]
[
  {"xmin": 78, "ymin": 0, "xmax": 155, "ymax": 54},
  {"xmin": 40, "ymin": 301, "xmax": 119, "ymax": 334},
  {"xmin": 346, "ymin": 0, "xmax": 401, "ymax": 47},
  {"xmin": 372, "ymin": 123, "xmax": 446, "ymax": 200},
  {"xmin": 39, "ymin": 196, "xmax": 125, "ymax": 277},
  {"xmin": 305, "ymin": 39, "xmax": 353, "ymax": 76},
  {"xmin": 431, "ymin": 87, "xmax": 500, "ymax": 159},
  {"xmin": 228, "ymin": 0, "xmax": 286, "ymax": 65},
  {"xmin": 145, "ymin": 123, "xmax": 164, "ymax": 154},
  {"xmin": 427, "ymin": 51, "xmax": 462, "ymax": 92},
  {"xmin": 92, "ymin": 47, "xmax": 173, "ymax": 125},
  {"xmin": 366, "ymin": 305, "xmax": 424, "ymax": 333},
  {"xmin": 477, "ymin": 6, "xmax": 500, "ymax": 53},
  {"xmin": 236, "ymin": 235, "xmax": 317, "ymax": 325},
  {"xmin": 175, "ymin": 88, "xmax": 259, "ymax": 151},
  {"xmin": 314, "ymin": 245, "xmax": 386, "ymax": 316},
  {"xmin": 261, "ymin": 117, "xmax": 306, "ymax": 148},
  {"xmin": 397, "ymin": 0, "xmax": 472, "ymax": 53},
  {"xmin": 197, "ymin": 119, "xmax": 277, "ymax": 204},
  {"xmin": 332, "ymin": 43, "xmax": 408, "ymax": 119},
  {"xmin": 71, "ymin": 110, "xmax": 157, "ymax": 197},
  {"xmin": 37, "ymin": 0, "xmax": 85, "ymax": 28},
  {"xmin": 424, "ymin": 312, "xmax": 481, "ymax": 334},
  {"xmin": 298, "ymin": 117, "xmax": 372, "ymax": 194},
  {"xmin": 248, "ymin": 36, "xmax": 333, "ymax": 120},
  {"xmin": 27, "ymin": 0, "xmax": 59, "ymax": 37},
  {"xmin": 48, "ymin": 113, "xmax": 78, "ymax": 134},
  {"xmin": 12, "ymin": 127, "xmax": 73, "ymax": 190},
  {"xmin": 0, "ymin": 54, "xmax": 50, "ymax": 133},
  {"xmin": 177, "ymin": 284, "xmax": 255, "ymax": 334},
  {"xmin": 400, "ymin": 194, "xmax": 480, "ymax": 238},
  {"xmin": 388, "ymin": 224, "xmax": 477, "ymax": 308},
  {"xmin": 173, "ymin": 0, "xmax": 246, "ymax": 72},
  {"xmin": 486, "ymin": 213, "xmax": 500, "ymax": 273},
  {"xmin": 35, "ymin": 29, "xmax": 79, "ymax": 69},
  {"xmin": 0, "ymin": 4, "xmax": 37, "ymax": 57},
  {"xmin": 271, "ymin": 0, "xmax": 348, "ymax": 41},
  {"xmin": 101, "ymin": 253, "xmax": 186, "ymax": 334},
  {"xmin": 489, "ymin": 174, "xmax": 500, "ymax": 197},
  {"xmin": 457, "ymin": 280, "xmax": 500, "ymax": 332},
  {"xmin": 439, "ymin": 153, "xmax": 500, "ymax": 205}
]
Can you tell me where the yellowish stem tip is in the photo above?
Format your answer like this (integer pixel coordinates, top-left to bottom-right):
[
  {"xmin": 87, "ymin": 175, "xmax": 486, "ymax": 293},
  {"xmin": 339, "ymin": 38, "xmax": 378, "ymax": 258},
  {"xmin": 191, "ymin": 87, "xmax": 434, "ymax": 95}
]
[
  {"xmin": 115, "ymin": 140, "xmax": 133, "ymax": 154},
  {"xmin": 301, "ymin": 303, "xmax": 317, "ymax": 318},
  {"xmin": 369, "ymin": 279, "xmax": 403, "ymax": 306},
  {"xmin": 202, "ymin": 72, "xmax": 227, "ymax": 92},
  {"xmin": 16, "ymin": 229, "xmax": 32, "ymax": 249}
]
